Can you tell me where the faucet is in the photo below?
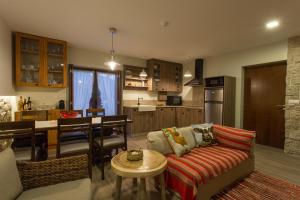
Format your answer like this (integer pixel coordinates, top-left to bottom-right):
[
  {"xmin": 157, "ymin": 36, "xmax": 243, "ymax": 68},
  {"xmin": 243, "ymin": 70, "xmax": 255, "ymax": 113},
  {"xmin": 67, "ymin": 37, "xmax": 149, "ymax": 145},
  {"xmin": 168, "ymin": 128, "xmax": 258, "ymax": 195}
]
[{"xmin": 137, "ymin": 97, "xmax": 143, "ymax": 106}]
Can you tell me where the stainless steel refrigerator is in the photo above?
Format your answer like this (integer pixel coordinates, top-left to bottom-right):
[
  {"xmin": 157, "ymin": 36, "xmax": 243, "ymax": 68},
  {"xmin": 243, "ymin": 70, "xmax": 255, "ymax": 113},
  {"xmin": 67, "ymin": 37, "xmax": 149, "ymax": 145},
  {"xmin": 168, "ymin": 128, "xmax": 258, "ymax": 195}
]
[{"xmin": 204, "ymin": 76, "xmax": 236, "ymax": 126}]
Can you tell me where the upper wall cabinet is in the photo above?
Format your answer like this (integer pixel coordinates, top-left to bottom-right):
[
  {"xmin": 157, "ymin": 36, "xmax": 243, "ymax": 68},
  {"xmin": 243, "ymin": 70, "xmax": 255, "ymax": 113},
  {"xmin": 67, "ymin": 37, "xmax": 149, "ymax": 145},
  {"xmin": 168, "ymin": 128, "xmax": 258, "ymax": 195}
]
[
  {"xmin": 147, "ymin": 59, "xmax": 183, "ymax": 92},
  {"xmin": 15, "ymin": 32, "xmax": 67, "ymax": 88}
]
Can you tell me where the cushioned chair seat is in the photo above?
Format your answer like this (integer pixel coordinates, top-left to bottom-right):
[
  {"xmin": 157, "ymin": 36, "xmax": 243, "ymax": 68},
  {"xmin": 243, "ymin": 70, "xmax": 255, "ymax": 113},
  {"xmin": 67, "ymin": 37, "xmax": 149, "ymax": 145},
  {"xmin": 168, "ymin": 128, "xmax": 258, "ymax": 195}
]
[
  {"xmin": 17, "ymin": 178, "xmax": 91, "ymax": 200},
  {"xmin": 60, "ymin": 140, "xmax": 89, "ymax": 155},
  {"xmin": 60, "ymin": 132, "xmax": 87, "ymax": 142},
  {"xmin": 95, "ymin": 136, "xmax": 124, "ymax": 148},
  {"xmin": 14, "ymin": 147, "xmax": 40, "ymax": 161}
]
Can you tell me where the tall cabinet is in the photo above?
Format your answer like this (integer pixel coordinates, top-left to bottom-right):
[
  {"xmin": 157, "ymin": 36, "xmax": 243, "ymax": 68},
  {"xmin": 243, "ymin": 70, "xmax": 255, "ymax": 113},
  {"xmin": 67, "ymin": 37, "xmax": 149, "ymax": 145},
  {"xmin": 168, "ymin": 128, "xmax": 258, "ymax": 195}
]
[
  {"xmin": 147, "ymin": 59, "xmax": 183, "ymax": 92},
  {"xmin": 15, "ymin": 32, "xmax": 67, "ymax": 88}
]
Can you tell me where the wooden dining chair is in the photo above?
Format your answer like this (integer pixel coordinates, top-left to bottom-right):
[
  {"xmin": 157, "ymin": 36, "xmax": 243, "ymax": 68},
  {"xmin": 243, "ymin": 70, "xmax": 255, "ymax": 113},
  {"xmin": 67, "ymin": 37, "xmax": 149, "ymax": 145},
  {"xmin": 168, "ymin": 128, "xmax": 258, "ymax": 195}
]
[
  {"xmin": 57, "ymin": 117, "xmax": 92, "ymax": 177},
  {"xmin": 0, "ymin": 120, "xmax": 36, "ymax": 161},
  {"xmin": 86, "ymin": 108, "xmax": 105, "ymax": 117},
  {"xmin": 94, "ymin": 115, "xmax": 128, "ymax": 180},
  {"xmin": 59, "ymin": 110, "xmax": 86, "ymax": 141},
  {"xmin": 20, "ymin": 110, "xmax": 48, "ymax": 160}
]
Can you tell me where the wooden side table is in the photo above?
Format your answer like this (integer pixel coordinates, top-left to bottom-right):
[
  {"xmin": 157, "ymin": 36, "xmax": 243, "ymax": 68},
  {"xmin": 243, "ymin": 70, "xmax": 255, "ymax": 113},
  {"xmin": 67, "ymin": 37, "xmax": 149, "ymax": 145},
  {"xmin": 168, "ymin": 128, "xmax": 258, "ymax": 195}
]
[{"xmin": 111, "ymin": 149, "xmax": 167, "ymax": 200}]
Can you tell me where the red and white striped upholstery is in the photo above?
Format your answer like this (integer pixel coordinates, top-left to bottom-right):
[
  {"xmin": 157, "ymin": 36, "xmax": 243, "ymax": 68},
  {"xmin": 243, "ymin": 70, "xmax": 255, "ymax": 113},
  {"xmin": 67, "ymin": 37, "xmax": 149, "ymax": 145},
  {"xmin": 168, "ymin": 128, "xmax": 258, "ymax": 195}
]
[
  {"xmin": 165, "ymin": 146, "xmax": 250, "ymax": 200},
  {"xmin": 212, "ymin": 125, "xmax": 255, "ymax": 152}
]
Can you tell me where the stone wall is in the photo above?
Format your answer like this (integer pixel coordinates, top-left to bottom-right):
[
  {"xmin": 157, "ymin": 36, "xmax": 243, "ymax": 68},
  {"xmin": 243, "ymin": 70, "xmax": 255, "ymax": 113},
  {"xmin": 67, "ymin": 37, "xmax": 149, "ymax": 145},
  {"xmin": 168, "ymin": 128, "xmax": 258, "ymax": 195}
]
[{"xmin": 285, "ymin": 36, "xmax": 300, "ymax": 157}]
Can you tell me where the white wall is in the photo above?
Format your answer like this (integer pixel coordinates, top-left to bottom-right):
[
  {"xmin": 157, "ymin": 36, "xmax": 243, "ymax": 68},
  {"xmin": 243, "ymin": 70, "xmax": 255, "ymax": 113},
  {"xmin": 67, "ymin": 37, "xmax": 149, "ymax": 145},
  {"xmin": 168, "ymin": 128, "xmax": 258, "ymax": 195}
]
[
  {"xmin": 204, "ymin": 41, "xmax": 288, "ymax": 127},
  {"xmin": 0, "ymin": 17, "xmax": 14, "ymax": 96},
  {"xmin": 15, "ymin": 46, "xmax": 158, "ymax": 108},
  {"xmin": 180, "ymin": 59, "xmax": 194, "ymax": 101}
]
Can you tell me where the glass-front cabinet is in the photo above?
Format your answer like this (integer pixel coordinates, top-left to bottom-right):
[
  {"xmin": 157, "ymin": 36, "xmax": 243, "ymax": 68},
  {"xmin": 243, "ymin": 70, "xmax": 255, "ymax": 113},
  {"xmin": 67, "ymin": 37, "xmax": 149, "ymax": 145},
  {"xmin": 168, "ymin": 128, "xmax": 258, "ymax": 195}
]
[
  {"xmin": 45, "ymin": 39, "xmax": 67, "ymax": 87},
  {"xmin": 15, "ymin": 32, "xmax": 67, "ymax": 88}
]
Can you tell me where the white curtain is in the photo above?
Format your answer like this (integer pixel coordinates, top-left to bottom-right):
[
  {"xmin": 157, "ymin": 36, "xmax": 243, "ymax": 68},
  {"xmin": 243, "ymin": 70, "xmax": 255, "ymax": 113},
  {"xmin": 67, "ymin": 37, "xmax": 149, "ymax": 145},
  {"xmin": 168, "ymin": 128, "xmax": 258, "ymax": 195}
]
[
  {"xmin": 73, "ymin": 70, "xmax": 94, "ymax": 115},
  {"xmin": 97, "ymin": 72, "xmax": 117, "ymax": 115}
]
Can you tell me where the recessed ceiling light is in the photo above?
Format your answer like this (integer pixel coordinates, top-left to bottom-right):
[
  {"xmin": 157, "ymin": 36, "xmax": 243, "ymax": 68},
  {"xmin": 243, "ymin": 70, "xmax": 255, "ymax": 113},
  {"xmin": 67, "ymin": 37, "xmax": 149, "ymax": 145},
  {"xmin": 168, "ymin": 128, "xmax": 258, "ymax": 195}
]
[{"xmin": 266, "ymin": 20, "xmax": 279, "ymax": 29}]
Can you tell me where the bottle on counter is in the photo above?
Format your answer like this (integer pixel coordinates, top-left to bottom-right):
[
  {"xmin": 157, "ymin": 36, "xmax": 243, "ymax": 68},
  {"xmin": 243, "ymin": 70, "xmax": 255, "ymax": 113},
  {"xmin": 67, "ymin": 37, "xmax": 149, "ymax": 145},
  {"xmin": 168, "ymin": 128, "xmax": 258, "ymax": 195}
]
[
  {"xmin": 23, "ymin": 98, "xmax": 27, "ymax": 110},
  {"xmin": 17, "ymin": 96, "xmax": 24, "ymax": 111},
  {"xmin": 27, "ymin": 97, "xmax": 32, "ymax": 110}
]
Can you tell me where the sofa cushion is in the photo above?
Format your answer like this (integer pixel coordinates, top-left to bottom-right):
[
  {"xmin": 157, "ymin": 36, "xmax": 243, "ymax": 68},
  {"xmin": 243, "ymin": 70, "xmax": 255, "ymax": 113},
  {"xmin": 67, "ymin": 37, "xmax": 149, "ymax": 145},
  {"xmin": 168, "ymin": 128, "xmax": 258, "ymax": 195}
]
[
  {"xmin": 0, "ymin": 148, "xmax": 23, "ymax": 200},
  {"xmin": 147, "ymin": 130, "xmax": 173, "ymax": 155},
  {"xmin": 165, "ymin": 145, "xmax": 250, "ymax": 200},
  {"xmin": 162, "ymin": 127, "xmax": 190, "ymax": 157},
  {"xmin": 191, "ymin": 123, "xmax": 217, "ymax": 147},
  {"xmin": 17, "ymin": 178, "xmax": 91, "ymax": 200},
  {"xmin": 213, "ymin": 125, "xmax": 255, "ymax": 151},
  {"xmin": 177, "ymin": 127, "xmax": 197, "ymax": 149}
]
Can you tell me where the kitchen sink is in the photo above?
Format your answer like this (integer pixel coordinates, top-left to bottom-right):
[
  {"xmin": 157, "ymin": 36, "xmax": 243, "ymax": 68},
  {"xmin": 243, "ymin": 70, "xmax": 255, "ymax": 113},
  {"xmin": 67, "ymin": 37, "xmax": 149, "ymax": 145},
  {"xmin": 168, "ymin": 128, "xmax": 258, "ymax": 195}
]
[{"xmin": 138, "ymin": 105, "xmax": 156, "ymax": 112}]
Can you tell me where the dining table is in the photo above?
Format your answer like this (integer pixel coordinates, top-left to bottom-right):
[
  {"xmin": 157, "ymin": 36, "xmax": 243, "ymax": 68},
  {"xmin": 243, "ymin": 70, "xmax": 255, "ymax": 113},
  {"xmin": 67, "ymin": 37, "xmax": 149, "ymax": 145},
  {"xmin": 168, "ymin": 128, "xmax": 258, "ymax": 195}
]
[{"xmin": 35, "ymin": 117, "xmax": 133, "ymax": 131}]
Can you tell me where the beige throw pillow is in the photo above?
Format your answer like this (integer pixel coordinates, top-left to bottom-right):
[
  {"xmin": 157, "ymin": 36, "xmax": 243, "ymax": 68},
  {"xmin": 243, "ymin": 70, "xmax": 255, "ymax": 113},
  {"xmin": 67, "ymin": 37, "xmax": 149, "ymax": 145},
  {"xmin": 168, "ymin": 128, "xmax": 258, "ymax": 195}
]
[{"xmin": 0, "ymin": 148, "xmax": 23, "ymax": 200}]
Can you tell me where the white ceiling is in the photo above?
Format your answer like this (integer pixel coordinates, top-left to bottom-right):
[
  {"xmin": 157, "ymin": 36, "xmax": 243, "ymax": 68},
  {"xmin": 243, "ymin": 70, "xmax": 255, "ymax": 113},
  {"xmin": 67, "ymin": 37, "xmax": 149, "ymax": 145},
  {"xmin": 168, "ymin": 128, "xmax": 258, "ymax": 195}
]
[{"xmin": 0, "ymin": 0, "xmax": 299, "ymax": 62}]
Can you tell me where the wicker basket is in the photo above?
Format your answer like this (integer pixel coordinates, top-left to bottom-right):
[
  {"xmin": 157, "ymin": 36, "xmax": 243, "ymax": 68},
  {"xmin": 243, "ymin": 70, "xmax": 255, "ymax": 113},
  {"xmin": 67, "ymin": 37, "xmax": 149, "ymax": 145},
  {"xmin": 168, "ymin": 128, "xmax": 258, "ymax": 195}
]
[{"xmin": 127, "ymin": 149, "xmax": 143, "ymax": 161}]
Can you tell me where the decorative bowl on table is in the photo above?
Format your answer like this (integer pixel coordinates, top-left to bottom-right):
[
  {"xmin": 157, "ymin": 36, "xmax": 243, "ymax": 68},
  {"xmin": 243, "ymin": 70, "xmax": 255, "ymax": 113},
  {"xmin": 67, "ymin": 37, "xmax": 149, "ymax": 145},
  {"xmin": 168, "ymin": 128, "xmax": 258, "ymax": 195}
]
[{"xmin": 127, "ymin": 149, "xmax": 143, "ymax": 161}]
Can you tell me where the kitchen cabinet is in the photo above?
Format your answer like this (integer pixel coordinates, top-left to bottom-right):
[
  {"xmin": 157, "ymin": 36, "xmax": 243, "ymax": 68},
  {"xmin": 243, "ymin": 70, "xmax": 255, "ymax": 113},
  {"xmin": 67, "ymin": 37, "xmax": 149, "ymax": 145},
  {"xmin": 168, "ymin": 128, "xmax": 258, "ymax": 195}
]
[
  {"xmin": 147, "ymin": 59, "xmax": 182, "ymax": 92},
  {"xmin": 15, "ymin": 32, "xmax": 67, "ymax": 88},
  {"xmin": 155, "ymin": 107, "xmax": 176, "ymax": 130},
  {"xmin": 191, "ymin": 108, "xmax": 204, "ymax": 124},
  {"xmin": 124, "ymin": 106, "xmax": 203, "ymax": 135},
  {"xmin": 176, "ymin": 107, "xmax": 191, "ymax": 127},
  {"xmin": 123, "ymin": 107, "xmax": 155, "ymax": 136},
  {"xmin": 176, "ymin": 107, "xmax": 204, "ymax": 127}
]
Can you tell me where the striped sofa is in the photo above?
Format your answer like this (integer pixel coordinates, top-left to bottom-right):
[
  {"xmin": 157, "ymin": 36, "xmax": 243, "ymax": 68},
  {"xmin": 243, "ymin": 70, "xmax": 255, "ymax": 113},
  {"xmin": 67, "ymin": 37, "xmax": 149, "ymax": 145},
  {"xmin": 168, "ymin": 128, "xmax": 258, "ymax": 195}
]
[{"xmin": 147, "ymin": 125, "xmax": 255, "ymax": 200}]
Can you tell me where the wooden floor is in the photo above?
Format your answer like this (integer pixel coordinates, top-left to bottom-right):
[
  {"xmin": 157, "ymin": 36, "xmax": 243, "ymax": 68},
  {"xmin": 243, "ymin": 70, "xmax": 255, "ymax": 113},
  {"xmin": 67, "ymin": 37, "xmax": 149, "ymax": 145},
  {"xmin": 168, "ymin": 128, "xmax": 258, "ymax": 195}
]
[
  {"xmin": 92, "ymin": 136, "xmax": 300, "ymax": 200},
  {"xmin": 254, "ymin": 144, "xmax": 300, "ymax": 185}
]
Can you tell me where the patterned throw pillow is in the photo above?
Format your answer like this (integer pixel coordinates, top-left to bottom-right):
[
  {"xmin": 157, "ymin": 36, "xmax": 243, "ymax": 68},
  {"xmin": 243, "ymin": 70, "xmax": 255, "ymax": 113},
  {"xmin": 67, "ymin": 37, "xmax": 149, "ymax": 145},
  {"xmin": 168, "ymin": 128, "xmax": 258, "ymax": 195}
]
[
  {"xmin": 162, "ymin": 127, "xmax": 190, "ymax": 157},
  {"xmin": 192, "ymin": 123, "xmax": 217, "ymax": 147},
  {"xmin": 212, "ymin": 124, "xmax": 255, "ymax": 151}
]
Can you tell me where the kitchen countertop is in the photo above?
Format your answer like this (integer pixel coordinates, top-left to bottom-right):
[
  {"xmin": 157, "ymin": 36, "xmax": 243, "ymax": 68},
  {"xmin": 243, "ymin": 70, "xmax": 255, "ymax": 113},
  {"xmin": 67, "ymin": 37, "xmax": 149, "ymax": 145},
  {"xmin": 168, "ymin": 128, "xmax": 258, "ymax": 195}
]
[{"xmin": 123, "ymin": 105, "xmax": 204, "ymax": 109}]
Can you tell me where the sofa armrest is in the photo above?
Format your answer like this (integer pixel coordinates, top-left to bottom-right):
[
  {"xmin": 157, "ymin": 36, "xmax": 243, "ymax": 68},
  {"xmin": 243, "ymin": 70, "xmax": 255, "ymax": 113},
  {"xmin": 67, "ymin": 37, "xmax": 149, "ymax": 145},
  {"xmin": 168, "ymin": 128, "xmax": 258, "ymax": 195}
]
[{"xmin": 17, "ymin": 154, "xmax": 89, "ymax": 190}]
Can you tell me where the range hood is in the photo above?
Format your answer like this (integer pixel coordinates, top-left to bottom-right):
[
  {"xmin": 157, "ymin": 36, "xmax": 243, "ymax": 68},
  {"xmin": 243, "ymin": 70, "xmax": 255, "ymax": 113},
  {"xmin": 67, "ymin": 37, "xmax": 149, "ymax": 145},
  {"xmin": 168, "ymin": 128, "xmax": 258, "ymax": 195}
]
[{"xmin": 184, "ymin": 58, "xmax": 204, "ymax": 86}]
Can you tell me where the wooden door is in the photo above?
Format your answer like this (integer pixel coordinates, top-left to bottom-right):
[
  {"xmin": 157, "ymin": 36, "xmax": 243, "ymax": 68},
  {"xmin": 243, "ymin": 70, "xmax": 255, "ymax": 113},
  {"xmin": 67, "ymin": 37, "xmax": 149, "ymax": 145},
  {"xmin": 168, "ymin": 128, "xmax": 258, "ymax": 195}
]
[{"xmin": 243, "ymin": 61, "xmax": 286, "ymax": 148}]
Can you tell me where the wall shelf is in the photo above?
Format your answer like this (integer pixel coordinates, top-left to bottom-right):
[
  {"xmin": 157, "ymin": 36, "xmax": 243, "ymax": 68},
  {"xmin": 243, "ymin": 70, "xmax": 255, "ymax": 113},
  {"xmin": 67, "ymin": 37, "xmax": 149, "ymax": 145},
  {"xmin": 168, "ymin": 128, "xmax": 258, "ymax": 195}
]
[{"xmin": 123, "ymin": 65, "xmax": 148, "ymax": 90}]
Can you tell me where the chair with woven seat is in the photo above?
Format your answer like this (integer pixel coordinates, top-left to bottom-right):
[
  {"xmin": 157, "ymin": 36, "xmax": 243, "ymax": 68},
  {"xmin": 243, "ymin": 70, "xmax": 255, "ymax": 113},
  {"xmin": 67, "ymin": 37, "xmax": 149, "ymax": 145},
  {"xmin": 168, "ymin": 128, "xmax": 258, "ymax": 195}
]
[
  {"xmin": 94, "ymin": 115, "xmax": 128, "ymax": 180},
  {"xmin": 56, "ymin": 117, "xmax": 92, "ymax": 177},
  {"xmin": 0, "ymin": 121, "xmax": 36, "ymax": 161},
  {"xmin": 20, "ymin": 110, "xmax": 48, "ymax": 160}
]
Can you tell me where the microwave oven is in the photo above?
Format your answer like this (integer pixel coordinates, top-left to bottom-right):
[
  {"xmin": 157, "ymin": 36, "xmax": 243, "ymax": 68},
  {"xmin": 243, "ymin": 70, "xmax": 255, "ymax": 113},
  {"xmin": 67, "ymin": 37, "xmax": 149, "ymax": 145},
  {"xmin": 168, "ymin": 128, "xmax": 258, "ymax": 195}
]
[{"xmin": 166, "ymin": 96, "xmax": 182, "ymax": 106}]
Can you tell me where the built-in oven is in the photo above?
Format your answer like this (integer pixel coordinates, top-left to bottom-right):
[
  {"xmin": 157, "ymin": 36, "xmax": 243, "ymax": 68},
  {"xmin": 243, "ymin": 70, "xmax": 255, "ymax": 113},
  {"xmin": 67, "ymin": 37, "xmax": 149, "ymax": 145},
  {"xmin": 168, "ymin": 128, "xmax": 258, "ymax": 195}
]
[{"xmin": 166, "ymin": 96, "xmax": 182, "ymax": 106}]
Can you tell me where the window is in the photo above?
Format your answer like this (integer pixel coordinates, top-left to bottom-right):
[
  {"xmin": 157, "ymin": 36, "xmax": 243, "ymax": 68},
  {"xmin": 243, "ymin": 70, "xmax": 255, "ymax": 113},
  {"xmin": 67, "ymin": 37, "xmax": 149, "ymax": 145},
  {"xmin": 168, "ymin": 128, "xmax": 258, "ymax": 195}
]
[{"xmin": 70, "ymin": 65, "xmax": 121, "ymax": 116}]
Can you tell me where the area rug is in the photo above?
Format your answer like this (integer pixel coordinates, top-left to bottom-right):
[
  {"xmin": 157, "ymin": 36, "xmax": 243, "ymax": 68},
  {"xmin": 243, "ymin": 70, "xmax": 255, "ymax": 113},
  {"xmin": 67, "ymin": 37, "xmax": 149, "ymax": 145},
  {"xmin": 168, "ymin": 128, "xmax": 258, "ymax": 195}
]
[{"xmin": 213, "ymin": 171, "xmax": 300, "ymax": 200}]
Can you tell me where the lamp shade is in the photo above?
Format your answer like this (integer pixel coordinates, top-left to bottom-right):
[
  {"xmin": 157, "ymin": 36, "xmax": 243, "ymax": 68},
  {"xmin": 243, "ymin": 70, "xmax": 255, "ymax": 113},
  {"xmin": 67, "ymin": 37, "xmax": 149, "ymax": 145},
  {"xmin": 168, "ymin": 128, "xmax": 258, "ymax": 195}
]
[{"xmin": 139, "ymin": 69, "xmax": 148, "ymax": 77}]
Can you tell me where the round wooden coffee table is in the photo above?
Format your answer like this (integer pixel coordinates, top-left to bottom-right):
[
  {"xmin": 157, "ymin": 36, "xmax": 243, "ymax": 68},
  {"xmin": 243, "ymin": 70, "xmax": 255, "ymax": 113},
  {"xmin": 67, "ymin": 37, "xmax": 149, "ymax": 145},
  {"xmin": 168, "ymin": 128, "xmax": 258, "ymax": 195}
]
[{"xmin": 111, "ymin": 149, "xmax": 167, "ymax": 200}]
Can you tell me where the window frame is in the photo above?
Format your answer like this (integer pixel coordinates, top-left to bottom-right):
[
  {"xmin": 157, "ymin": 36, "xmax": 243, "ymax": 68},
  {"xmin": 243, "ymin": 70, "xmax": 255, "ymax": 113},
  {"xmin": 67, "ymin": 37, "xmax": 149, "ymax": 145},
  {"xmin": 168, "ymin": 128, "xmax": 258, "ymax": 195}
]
[{"xmin": 69, "ymin": 64, "xmax": 122, "ymax": 115}]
